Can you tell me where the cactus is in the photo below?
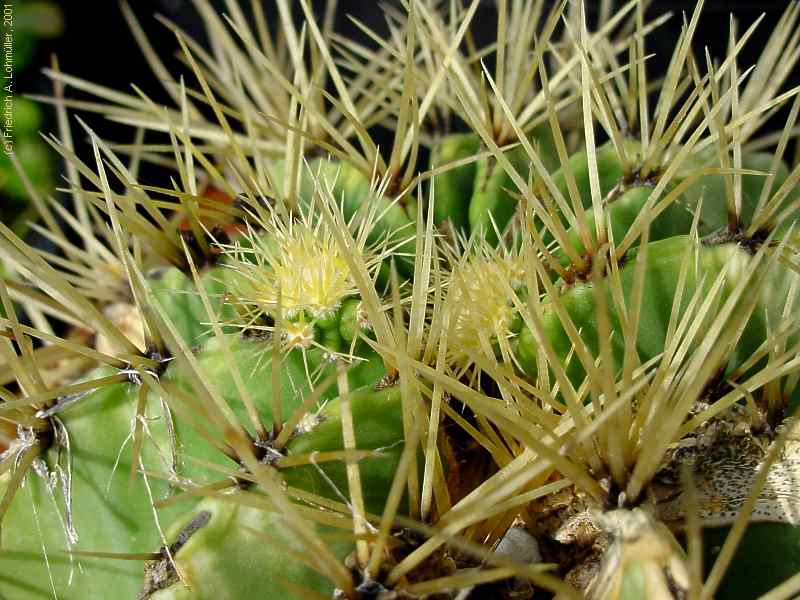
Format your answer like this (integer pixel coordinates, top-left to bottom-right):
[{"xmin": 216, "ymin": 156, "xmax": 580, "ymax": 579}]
[{"xmin": 2, "ymin": 1, "xmax": 800, "ymax": 599}]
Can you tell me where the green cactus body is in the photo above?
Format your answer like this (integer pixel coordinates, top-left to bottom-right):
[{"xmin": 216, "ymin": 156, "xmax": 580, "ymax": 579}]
[
  {"xmin": 554, "ymin": 184, "xmax": 694, "ymax": 265},
  {"xmin": 468, "ymin": 125, "xmax": 559, "ymax": 246},
  {"xmin": 331, "ymin": 164, "xmax": 417, "ymax": 279},
  {"xmin": 150, "ymin": 267, "xmax": 237, "ymax": 348},
  {"xmin": 0, "ymin": 347, "xmax": 404, "ymax": 600},
  {"xmin": 430, "ymin": 133, "xmax": 482, "ymax": 233},
  {"xmin": 551, "ymin": 141, "xmax": 797, "ymax": 240},
  {"xmin": 339, "ymin": 297, "xmax": 377, "ymax": 345},
  {"xmin": 682, "ymin": 150, "xmax": 796, "ymax": 233},
  {"xmin": 280, "ymin": 385, "xmax": 406, "ymax": 514},
  {"xmin": 143, "ymin": 387, "xmax": 406, "ymax": 600},
  {"xmin": 0, "ymin": 377, "xmax": 184, "ymax": 599},
  {"xmin": 0, "ymin": 249, "xmax": 403, "ymax": 599},
  {"xmin": 516, "ymin": 236, "xmax": 795, "ymax": 390},
  {"xmin": 146, "ymin": 498, "xmax": 352, "ymax": 600},
  {"xmin": 703, "ymin": 523, "xmax": 800, "ymax": 599},
  {"xmin": 551, "ymin": 141, "xmax": 639, "ymax": 210}
]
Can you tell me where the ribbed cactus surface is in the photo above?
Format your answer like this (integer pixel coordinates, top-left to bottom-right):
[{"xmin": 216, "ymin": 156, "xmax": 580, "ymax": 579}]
[{"xmin": 2, "ymin": 2, "xmax": 800, "ymax": 599}]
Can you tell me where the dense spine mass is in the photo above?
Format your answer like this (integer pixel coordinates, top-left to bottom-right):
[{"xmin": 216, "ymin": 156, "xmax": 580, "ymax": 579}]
[{"xmin": 1, "ymin": 1, "xmax": 800, "ymax": 599}]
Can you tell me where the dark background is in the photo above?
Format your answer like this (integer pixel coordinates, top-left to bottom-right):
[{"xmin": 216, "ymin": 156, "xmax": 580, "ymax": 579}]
[{"xmin": 16, "ymin": 0, "xmax": 800, "ymax": 191}]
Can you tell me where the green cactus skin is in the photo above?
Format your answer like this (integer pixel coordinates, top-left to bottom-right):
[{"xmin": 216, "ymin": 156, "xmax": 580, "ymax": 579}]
[
  {"xmin": 280, "ymin": 385, "xmax": 406, "ymax": 514},
  {"xmin": 554, "ymin": 184, "xmax": 694, "ymax": 265},
  {"xmin": 338, "ymin": 298, "xmax": 369, "ymax": 344},
  {"xmin": 0, "ymin": 345, "xmax": 403, "ymax": 600},
  {"xmin": 468, "ymin": 125, "xmax": 559, "ymax": 246},
  {"xmin": 145, "ymin": 387, "xmax": 407, "ymax": 600},
  {"xmin": 681, "ymin": 150, "xmax": 796, "ymax": 234},
  {"xmin": 551, "ymin": 141, "xmax": 638, "ymax": 210},
  {"xmin": 0, "ymin": 376, "xmax": 184, "ymax": 599},
  {"xmin": 702, "ymin": 523, "xmax": 800, "ymax": 599},
  {"xmin": 516, "ymin": 235, "xmax": 796, "ymax": 392},
  {"xmin": 430, "ymin": 133, "xmax": 481, "ymax": 233},
  {"xmin": 150, "ymin": 267, "xmax": 237, "ymax": 348},
  {"xmin": 145, "ymin": 498, "xmax": 353, "ymax": 600}
]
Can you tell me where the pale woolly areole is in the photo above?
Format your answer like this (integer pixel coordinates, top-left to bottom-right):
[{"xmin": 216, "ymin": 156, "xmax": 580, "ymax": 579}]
[
  {"xmin": 263, "ymin": 227, "xmax": 353, "ymax": 317},
  {"xmin": 446, "ymin": 252, "xmax": 525, "ymax": 369},
  {"xmin": 225, "ymin": 215, "xmax": 363, "ymax": 322}
]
